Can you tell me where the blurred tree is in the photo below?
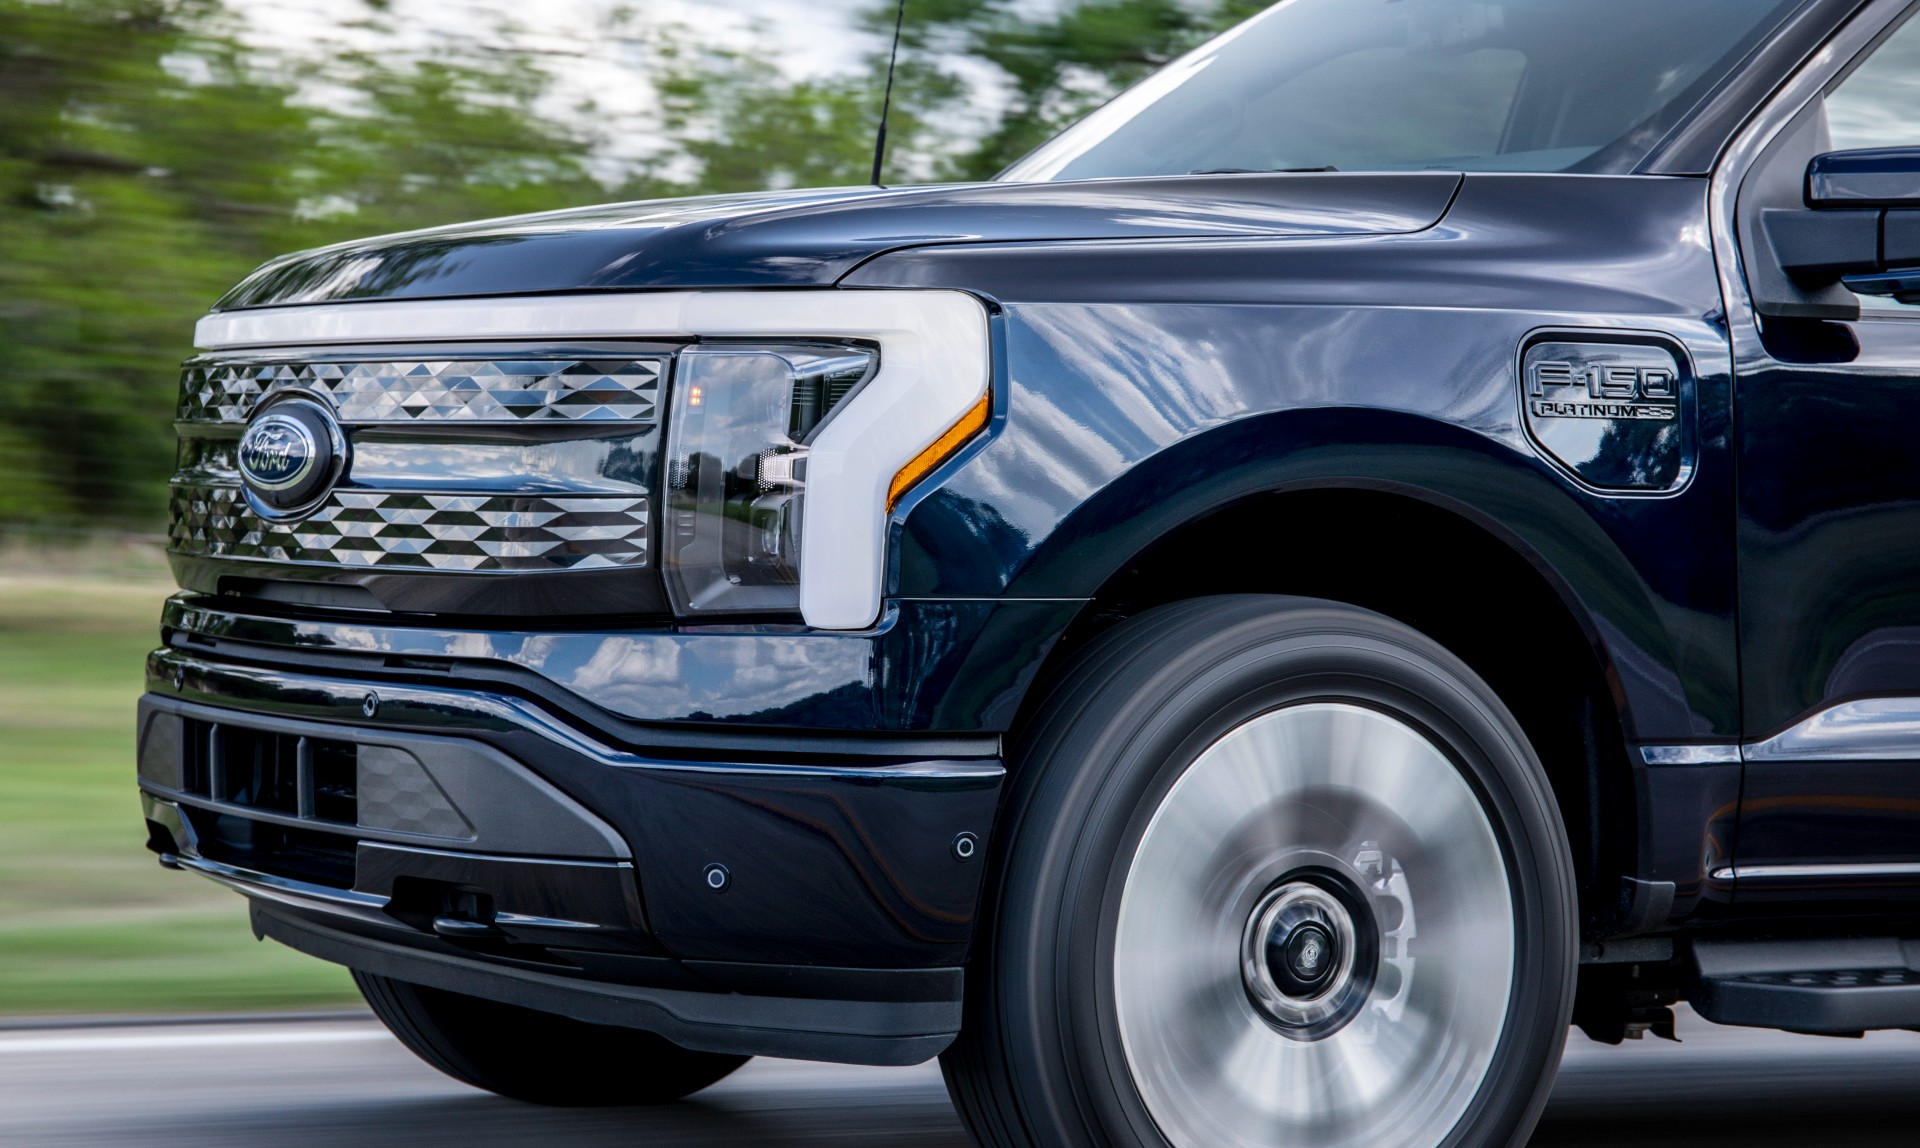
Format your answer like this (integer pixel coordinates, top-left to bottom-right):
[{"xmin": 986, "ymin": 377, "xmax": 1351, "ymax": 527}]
[
  {"xmin": 875, "ymin": 0, "xmax": 1270, "ymax": 179},
  {"xmin": 634, "ymin": 14, "xmax": 958, "ymax": 193},
  {"xmin": 286, "ymin": 46, "xmax": 608, "ymax": 235},
  {"xmin": 651, "ymin": 41, "xmax": 900, "ymax": 192},
  {"xmin": 0, "ymin": 0, "xmax": 612, "ymax": 526}
]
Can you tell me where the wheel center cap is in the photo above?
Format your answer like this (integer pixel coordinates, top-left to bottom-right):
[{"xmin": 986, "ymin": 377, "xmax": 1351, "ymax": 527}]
[
  {"xmin": 1275, "ymin": 921, "xmax": 1337, "ymax": 994},
  {"xmin": 1240, "ymin": 876, "xmax": 1375, "ymax": 1039}
]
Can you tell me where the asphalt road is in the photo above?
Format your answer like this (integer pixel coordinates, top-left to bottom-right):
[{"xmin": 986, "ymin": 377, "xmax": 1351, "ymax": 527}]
[{"xmin": 2, "ymin": 1007, "xmax": 1918, "ymax": 1147}]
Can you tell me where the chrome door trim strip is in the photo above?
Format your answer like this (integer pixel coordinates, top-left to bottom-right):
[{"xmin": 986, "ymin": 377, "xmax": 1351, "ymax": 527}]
[
  {"xmin": 1745, "ymin": 698, "xmax": 1920, "ymax": 761},
  {"xmin": 1642, "ymin": 699, "xmax": 1920, "ymax": 765},
  {"xmin": 1711, "ymin": 861, "xmax": 1920, "ymax": 882},
  {"xmin": 1639, "ymin": 744, "xmax": 1742, "ymax": 765}
]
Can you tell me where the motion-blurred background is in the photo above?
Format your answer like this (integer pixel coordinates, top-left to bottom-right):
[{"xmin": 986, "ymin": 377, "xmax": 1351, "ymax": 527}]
[{"xmin": 0, "ymin": 0, "xmax": 1261, "ymax": 1020}]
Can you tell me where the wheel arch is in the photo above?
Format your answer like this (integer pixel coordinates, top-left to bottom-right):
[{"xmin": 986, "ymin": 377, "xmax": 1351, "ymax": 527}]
[{"xmin": 1009, "ymin": 476, "xmax": 1638, "ymax": 929}]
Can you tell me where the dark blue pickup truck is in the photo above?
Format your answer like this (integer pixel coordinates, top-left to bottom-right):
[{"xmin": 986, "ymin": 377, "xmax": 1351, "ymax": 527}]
[{"xmin": 134, "ymin": 1, "xmax": 1920, "ymax": 1144}]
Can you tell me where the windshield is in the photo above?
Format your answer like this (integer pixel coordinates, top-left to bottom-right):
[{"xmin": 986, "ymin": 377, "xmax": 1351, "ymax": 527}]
[{"xmin": 1001, "ymin": 0, "xmax": 1804, "ymax": 181}]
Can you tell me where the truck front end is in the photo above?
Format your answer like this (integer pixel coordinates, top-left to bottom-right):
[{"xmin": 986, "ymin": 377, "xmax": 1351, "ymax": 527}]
[{"xmin": 139, "ymin": 279, "xmax": 1021, "ymax": 1069}]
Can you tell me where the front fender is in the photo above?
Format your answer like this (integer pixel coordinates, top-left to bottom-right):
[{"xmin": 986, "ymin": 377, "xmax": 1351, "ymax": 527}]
[{"xmin": 895, "ymin": 297, "xmax": 1736, "ymax": 744}]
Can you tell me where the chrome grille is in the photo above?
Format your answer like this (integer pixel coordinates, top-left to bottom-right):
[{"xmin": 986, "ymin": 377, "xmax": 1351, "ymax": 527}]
[
  {"xmin": 169, "ymin": 350, "xmax": 664, "ymax": 578},
  {"xmin": 179, "ymin": 358, "xmax": 661, "ymax": 423},
  {"xmin": 169, "ymin": 486, "xmax": 650, "ymax": 572}
]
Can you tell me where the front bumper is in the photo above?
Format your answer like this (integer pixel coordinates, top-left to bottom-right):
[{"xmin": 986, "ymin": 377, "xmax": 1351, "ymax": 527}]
[
  {"xmin": 136, "ymin": 647, "xmax": 1005, "ymax": 1064},
  {"xmin": 161, "ymin": 583, "xmax": 1081, "ymax": 737}
]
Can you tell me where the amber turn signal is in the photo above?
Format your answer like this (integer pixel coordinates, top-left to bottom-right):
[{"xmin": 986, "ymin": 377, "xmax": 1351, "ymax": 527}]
[{"xmin": 887, "ymin": 392, "xmax": 991, "ymax": 511}]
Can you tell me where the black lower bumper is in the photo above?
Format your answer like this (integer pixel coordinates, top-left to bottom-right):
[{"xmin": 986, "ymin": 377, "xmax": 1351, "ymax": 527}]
[
  {"xmin": 254, "ymin": 904, "xmax": 960, "ymax": 1065},
  {"xmin": 136, "ymin": 648, "xmax": 1004, "ymax": 1064}
]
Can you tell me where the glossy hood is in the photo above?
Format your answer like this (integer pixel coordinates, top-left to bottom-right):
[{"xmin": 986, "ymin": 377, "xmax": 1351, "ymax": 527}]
[{"xmin": 214, "ymin": 173, "xmax": 1462, "ymax": 311}]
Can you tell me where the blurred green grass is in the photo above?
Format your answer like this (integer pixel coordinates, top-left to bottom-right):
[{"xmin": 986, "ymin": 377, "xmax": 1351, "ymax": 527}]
[{"xmin": 0, "ymin": 576, "xmax": 359, "ymax": 1016}]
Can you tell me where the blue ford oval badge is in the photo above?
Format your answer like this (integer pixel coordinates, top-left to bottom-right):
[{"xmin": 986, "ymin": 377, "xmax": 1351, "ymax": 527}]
[
  {"xmin": 238, "ymin": 413, "xmax": 317, "ymax": 492},
  {"xmin": 237, "ymin": 399, "xmax": 340, "ymax": 512}
]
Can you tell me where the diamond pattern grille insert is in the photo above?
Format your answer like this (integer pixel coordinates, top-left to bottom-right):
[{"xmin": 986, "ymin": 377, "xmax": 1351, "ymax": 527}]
[
  {"xmin": 169, "ymin": 485, "xmax": 649, "ymax": 572},
  {"xmin": 170, "ymin": 352, "xmax": 662, "ymax": 574},
  {"xmin": 179, "ymin": 358, "xmax": 661, "ymax": 424}
]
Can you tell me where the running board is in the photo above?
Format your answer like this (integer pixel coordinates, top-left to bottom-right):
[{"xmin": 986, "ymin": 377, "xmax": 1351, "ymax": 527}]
[{"xmin": 1692, "ymin": 937, "xmax": 1920, "ymax": 1034}]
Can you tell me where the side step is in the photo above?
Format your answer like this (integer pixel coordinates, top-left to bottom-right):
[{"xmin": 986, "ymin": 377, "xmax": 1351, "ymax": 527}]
[{"xmin": 1693, "ymin": 937, "xmax": 1920, "ymax": 1034}]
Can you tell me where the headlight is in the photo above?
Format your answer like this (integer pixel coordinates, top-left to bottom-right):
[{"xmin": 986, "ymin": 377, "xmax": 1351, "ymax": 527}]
[{"xmin": 663, "ymin": 344, "xmax": 875, "ymax": 616}]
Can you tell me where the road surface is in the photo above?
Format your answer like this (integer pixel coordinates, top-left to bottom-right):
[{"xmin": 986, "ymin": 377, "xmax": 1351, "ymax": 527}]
[{"xmin": 2, "ymin": 1007, "xmax": 1917, "ymax": 1146}]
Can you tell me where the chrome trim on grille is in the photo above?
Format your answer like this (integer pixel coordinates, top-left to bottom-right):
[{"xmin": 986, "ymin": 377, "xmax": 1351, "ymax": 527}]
[
  {"xmin": 169, "ymin": 485, "xmax": 650, "ymax": 572},
  {"xmin": 179, "ymin": 358, "xmax": 661, "ymax": 424}
]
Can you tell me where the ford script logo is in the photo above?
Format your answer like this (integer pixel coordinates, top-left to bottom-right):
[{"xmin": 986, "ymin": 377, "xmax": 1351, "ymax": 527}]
[
  {"xmin": 239, "ymin": 413, "xmax": 317, "ymax": 491},
  {"xmin": 237, "ymin": 399, "xmax": 341, "ymax": 513}
]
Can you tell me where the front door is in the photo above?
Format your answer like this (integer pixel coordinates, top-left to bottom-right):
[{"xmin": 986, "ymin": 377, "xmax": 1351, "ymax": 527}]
[{"xmin": 1733, "ymin": 5, "xmax": 1920, "ymax": 904}]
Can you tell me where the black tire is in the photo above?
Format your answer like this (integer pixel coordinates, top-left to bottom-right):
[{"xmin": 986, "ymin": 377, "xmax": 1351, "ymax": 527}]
[
  {"xmin": 354, "ymin": 971, "xmax": 749, "ymax": 1106},
  {"xmin": 941, "ymin": 595, "xmax": 1576, "ymax": 1148}
]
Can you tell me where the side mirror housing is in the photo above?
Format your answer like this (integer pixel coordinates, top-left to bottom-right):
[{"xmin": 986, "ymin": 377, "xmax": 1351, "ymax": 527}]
[
  {"xmin": 1764, "ymin": 148, "xmax": 1920, "ymax": 306},
  {"xmin": 1807, "ymin": 147, "xmax": 1920, "ymax": 207}
]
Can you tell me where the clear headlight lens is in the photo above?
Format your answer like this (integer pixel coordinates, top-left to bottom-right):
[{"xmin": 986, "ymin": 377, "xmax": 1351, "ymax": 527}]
[{"xmin": 663, "ymin": 344, "xmax": 875, "ymax": 616}]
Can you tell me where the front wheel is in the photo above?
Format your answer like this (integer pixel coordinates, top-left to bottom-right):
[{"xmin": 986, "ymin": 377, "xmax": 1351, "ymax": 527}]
[{"xmin": 942, "ymin": 596, "xmax": 1576, "ymax": 1148}]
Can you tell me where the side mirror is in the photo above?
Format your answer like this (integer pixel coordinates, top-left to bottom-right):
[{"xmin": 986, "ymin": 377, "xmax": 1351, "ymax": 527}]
[
  {"xmin": 1807, "ymin": 147, "xmax": 1920, "ymax": 207},
  {"xmin": 1765, "ymin": 147, "xmax": 1920, "ymax": 304}
]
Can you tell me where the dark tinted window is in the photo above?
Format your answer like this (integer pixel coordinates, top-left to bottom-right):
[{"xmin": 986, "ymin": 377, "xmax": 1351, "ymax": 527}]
[{"xmin": 1002, "ymin": 0, "xmax": 1803, "ymax": 181}]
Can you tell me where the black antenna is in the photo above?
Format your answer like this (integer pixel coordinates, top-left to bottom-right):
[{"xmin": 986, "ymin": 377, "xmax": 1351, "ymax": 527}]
[{"xmin": 871, "ymin": 0, "xmax": 908, "ymax": 187}]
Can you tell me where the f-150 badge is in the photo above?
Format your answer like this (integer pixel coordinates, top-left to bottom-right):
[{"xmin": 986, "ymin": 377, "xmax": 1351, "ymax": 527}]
[
  {"xmin": 1521, "ymin": 338, "xmax": 1690, "ymax": 493},
  {"xmin": 1528, "ymin": 358, "xmax": 1677, "ymax": 421}
]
